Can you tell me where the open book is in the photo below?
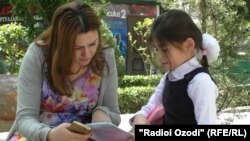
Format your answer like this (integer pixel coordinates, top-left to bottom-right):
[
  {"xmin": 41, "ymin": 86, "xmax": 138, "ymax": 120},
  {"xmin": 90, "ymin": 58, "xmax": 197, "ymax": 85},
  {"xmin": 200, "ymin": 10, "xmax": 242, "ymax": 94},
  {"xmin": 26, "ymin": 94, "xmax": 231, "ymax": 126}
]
[{"xmin": 86, "ymin": 122, "xmax": 134, "ymax": 141}]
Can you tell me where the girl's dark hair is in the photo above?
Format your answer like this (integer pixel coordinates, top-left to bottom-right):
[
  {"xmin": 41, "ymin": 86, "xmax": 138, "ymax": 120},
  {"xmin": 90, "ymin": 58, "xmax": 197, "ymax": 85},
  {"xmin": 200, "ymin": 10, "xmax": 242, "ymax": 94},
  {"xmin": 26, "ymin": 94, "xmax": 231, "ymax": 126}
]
[
  {"xmin": 148, "ymin": 9, "xmax": 208, "ymax": 67},
  {"xmin": 35, "ymin": 0, "xmax": 105, "ymax": 96}
]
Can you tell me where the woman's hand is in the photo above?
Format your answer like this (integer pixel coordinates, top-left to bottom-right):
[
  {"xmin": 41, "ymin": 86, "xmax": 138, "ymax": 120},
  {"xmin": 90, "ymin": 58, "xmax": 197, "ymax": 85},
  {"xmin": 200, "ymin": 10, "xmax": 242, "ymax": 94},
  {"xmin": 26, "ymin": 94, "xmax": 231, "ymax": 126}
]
[
  {"xmin": 47, "ymin": 123, "xmax": 91, "ymax": 141},
  {"xmin": 92, "ymin": 109, "xmax": 112, "ymax": 123},
  {"xmin": 131, "ymin": 114, "xmax": 149, "ymax": 133}
]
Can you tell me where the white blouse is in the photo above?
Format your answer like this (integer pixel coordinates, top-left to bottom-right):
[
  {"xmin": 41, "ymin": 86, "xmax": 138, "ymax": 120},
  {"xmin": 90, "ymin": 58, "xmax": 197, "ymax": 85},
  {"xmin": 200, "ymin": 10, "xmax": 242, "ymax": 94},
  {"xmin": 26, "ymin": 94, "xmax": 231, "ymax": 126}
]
[{"xmin": 134, "ymin": 57, "xmax": 219, "ymax": 124}]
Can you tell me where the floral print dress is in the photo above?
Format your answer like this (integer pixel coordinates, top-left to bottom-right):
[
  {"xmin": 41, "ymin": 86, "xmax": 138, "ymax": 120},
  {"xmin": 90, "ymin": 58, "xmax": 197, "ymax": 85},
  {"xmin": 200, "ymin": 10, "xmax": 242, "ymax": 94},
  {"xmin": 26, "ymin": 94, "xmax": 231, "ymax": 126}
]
[{"xmin": 9, "ymin": 69, "xmax": 101, "ymax": 141}]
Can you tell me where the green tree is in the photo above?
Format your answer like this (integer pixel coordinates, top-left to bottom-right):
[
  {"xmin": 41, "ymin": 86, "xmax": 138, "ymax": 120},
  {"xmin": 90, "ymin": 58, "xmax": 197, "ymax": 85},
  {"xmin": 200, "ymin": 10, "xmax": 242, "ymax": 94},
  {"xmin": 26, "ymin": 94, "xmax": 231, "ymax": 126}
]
[
  {"xmin": 0, "ymin": 23, "xmax": 28, "ymax": 75},
  {"xmin": 198, "ymin": 0, "xmax": 250, "ymax": 111},
  {"xmin": 129, "ymin": 18, "xmax": 152, "ymax": 75}
]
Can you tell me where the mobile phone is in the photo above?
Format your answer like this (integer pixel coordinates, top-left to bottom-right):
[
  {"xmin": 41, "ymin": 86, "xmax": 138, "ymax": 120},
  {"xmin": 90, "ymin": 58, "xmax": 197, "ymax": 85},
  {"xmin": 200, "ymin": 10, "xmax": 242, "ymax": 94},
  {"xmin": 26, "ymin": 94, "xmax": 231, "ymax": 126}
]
[{"xmin": 67, "ymin": 121, "xmax": 91, "ymax": 135}]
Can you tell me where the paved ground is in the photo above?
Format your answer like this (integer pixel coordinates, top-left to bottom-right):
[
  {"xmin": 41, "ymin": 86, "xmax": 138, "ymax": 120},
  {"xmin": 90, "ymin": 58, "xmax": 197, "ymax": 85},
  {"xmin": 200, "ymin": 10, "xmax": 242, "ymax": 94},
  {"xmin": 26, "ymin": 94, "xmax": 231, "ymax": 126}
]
[
  {"xmin": 217, "ymin": 106, "xmax": 250, "ymax": 124},
  {"xmin": 1, "ymin": 106, "xmax": 250, "ymax": 141}
]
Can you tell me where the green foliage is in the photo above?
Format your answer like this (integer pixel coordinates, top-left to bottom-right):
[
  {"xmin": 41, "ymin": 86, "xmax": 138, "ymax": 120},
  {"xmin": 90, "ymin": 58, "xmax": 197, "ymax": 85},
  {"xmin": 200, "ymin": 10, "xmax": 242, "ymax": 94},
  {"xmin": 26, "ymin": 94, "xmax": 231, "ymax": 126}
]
[
  {"xmin": 10, "ymin": 0, "xmax": 51, "ymax": 40},
  {"xmin": 118, "ymin": 74, "xmax": 162, "ymax": 88},
  {"xmin": 0, "ymin": 60, "xmax": 7, "ymax": 74},
  {"xmin": 115, "ymin": 53, "xmax": 126, "ymax": 77},
  {"xmin": 118, "ymin": 86, "xmax": 154, "ymax": 113},
  {"xmin": 0, "ymin": 23, "xmax": 28, "ymax": 75},
  {"xmin": 201, "ymin": 0, "xmax": 250, "ymax": 111},
  {"xmin": 217, "ymin": 85, "xmax": 250, "ymax": 113},
  {"xmin": 128, "ymin": 18, "xmax": 161, "ymax": 75},
  {"xmin": 118, "ymin": 74, "xmax": 161, "ymax": 113},
  {"xmin": 9, "ymin": 0, "xmax": 99, "ymax": 40}
]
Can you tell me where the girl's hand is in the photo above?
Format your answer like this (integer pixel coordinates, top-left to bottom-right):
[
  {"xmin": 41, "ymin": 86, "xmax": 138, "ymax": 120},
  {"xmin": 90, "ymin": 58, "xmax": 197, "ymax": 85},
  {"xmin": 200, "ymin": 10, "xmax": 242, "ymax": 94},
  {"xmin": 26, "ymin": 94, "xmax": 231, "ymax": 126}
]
[
  {"xmin": 131, "ymin": 114, "xmax": 149, "ymax": 133},
  {"xmin": 47, "ymin": 123, "xmax": 91, "ymax": 141}
]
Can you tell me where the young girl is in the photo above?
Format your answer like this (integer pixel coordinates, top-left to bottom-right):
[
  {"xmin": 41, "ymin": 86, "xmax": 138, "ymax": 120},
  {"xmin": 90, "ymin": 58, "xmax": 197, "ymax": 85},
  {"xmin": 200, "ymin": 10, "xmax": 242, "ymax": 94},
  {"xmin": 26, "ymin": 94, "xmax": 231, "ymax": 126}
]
[{"xmin": 131, "ymin": 9, "xmax": 220, "ymax": 127}]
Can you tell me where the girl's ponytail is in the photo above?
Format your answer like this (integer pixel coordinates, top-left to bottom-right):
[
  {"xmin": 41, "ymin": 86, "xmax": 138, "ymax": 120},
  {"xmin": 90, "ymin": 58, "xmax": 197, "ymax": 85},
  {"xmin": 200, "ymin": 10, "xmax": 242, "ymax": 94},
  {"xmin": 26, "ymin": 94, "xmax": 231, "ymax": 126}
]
[{"xmin": 198, "ymin": 33, "xmax": 220, "ymax": 68}]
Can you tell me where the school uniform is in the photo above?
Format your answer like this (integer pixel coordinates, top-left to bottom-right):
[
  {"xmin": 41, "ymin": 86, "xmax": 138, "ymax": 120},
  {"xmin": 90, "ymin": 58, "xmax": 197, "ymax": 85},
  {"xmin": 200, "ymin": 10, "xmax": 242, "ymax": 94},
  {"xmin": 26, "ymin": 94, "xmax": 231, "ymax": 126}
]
[{"xmin": 134, "ymin": 57, "xmax": 219, "ymax": 124}]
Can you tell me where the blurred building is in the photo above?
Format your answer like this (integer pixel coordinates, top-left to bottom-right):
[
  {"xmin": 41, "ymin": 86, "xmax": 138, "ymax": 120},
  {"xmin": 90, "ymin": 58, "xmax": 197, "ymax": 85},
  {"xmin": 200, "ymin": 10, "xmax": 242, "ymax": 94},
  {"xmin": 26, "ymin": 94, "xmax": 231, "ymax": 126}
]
[{"xmin": 101, "ymin": 0, "xmax": 159, "ymax": 74}]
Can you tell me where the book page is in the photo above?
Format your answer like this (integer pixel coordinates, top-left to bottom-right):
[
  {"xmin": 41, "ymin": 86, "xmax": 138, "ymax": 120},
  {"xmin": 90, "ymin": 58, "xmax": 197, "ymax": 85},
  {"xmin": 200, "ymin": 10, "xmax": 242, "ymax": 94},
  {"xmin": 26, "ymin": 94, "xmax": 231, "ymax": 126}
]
[{"xmin": 87, "ymin": 122, "xmax": 134, "ymax": 141}]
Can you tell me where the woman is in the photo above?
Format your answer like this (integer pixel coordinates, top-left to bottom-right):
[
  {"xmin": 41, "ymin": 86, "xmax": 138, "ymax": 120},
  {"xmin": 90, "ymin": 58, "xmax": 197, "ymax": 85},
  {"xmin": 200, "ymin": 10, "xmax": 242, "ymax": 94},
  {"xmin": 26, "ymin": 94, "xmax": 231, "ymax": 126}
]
[{"xmin": 8, "ymin": 1, "xmax": 120, "ymax": 141}]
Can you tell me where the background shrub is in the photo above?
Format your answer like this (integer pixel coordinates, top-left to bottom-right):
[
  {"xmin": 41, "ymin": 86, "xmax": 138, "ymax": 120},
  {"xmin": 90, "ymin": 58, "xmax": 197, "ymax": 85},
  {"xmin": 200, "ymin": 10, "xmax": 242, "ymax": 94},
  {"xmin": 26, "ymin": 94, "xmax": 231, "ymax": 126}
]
[
  {"xmin": 118, "ymin": 75, "xmax": 162, "ymax": 88},
  {"xmin": 118, "ymin": 75, "xmax": 250, "ymax": 114},
  {"xmin": 118, "ymin": 74, "xmax": 162, "ymax": 114},
  {"xmin": 118, "ymin": 86, "xmax": 155, "ymax": 114},
  {"xmin": 0, "ymin": 23, "xmax": 28, "ymax": 75}
]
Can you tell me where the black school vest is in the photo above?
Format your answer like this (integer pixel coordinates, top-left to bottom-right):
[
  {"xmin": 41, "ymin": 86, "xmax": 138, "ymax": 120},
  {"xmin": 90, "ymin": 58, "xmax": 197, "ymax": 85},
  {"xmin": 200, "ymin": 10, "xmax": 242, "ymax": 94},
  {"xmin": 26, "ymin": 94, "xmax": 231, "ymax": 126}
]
[{"xmin": 162, "ymin": 67, "xmax": 211, "ymax": 124}]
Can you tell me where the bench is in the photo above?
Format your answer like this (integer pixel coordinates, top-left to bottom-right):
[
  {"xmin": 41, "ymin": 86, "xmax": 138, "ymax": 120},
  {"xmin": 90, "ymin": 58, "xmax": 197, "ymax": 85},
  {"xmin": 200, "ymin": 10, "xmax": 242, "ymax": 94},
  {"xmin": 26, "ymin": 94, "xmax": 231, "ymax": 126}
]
[{"xmin": 0, "ymin": 74, "xmax": 17, "ymax": 133}]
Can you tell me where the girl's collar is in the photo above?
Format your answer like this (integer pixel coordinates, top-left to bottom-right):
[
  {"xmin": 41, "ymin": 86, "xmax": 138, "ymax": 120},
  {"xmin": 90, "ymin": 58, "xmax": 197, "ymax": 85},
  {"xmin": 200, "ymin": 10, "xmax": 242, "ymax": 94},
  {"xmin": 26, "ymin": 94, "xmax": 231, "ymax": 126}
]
[{"xmin": 169, "ymin": 57, "xmax": 201, "ymax": 80}]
